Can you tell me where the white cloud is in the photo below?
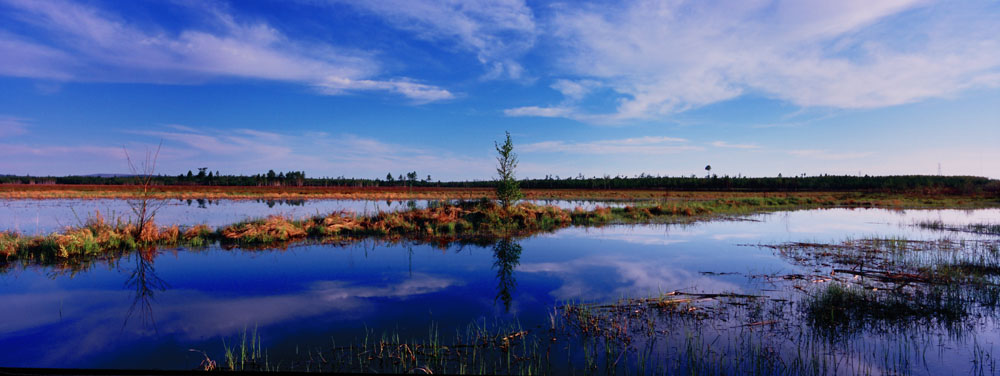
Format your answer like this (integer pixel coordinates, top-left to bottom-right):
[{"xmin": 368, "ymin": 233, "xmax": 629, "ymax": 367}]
[
  {"xmin": 317, "ymin": 77, "xmax": 454, "ymax": 103},
  {"xmin": 711, "ymin": 141, "xmax": 760, "ymax": 150},
  {"xmin": 511, "ymin": 0, "xmax": 1000, "ymax": 121},
  {"xmin": 0, "ymin": 0, "xmax": 451, "ymax": 101},
  {"xmin": 522, "ymin": 136, "xmax": 698, "ymax": 155},
  {"xmin": 506, "ymin": 79, "xmax": 608, "ymax": 121},
  {"xmin": 503, "ymin": 106, "xmax": 574, "ymax": 118},
  {"xmin": 336, "ymin": 0, "xmax": 537, "ymax": 80},
  {"xmin": 550, "ymin": 79, "xmax": 598, "ymax": 100}
]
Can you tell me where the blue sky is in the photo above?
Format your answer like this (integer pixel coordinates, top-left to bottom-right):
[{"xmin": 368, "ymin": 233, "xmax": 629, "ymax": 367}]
[{"xmin": 0, "ymin": 0, "xmax": 998, "ymax": 180}]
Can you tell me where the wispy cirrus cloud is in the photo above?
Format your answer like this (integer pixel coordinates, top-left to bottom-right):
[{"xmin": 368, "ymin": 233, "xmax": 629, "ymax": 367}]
[
  {"xmin": 508, "ymin": 0, "xmax": 1000, "ymax": 122},
  {"xmin": 318, "ymin": 77, "xmax": 454, "ymax": 103},
  {"xmin": 0, "ymin": 116, "xmax": 29, "ymax": 137},
  {"xmin": 0, "ymin": 143, "xmax": 122, "ymax": 158},
  {"xmin": 128, "ymin": 125, "xmax": 492, "ymax": 179},
  {"xmin": 0, "ymin": 142, "xmax": 135, "ymax": 175},
  {"xmin": 711, "ymin": 141, "xmax": 760, "ymax": 150},
  {"xmin": 335, "ymin": 0, "xmax": 537, "ymax": 80},
  {"xmin": 134, "ymin": 127, "xmax": 293, "ymax": 160},
  {"xmin": 0, "ymin": 122, "xmax": 492, "ymax": 178},
  {"xmin": 503, "ymin": 106, "xmax": 574, "ymax": 118},
  {"xmin": 522, "ymin": 136, "xmax": 698, "ymax": 155},
  {"xmin": 0, "ymin": 0, "xmax": 452, "ymax": 102}
]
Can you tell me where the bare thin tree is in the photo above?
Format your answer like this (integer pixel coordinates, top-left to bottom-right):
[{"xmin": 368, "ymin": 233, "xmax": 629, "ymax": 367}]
[
  {"xmin": 123, "ymin": 141, "xmax": 164, "ymax": 240},
  {"xmin": 121, "ymin": 140, "xmax": 169, "ymax": 332}
]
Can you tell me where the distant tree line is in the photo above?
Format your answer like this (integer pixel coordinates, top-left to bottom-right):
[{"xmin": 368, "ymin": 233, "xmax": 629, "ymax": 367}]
[
  {"xmin": 437, "ymin": 174, "xmax": 997, "ymax": 194},
  {"xmin": 517, "ymin": 174, "xmax": 996, "ymax": 193},
  {"xmin": 0, "ymin": 169, "xmax": 432, "ymax": 188},
  {"xmin": 173, "ymin": 169, "xmax": 307, "ymax": 187},
  {"xmin": 0, "ymin": 172, "xmax": 996, "ymax": 194}
]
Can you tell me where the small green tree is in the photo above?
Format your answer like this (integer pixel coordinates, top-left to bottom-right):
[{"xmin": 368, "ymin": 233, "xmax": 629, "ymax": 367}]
[{"xmin": 495, "ymin": 131, "xmax": 523, "ymax": 208}]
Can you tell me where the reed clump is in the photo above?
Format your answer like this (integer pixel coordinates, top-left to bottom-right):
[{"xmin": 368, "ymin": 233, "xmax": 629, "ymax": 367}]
[
  {"xmin": 183, "ymin": 224, "xmax": 214, "ymax": 247},
  {"xmin": 916, "ymin": 219, "xmax": 1000, "ymax": 236},
  {"xmin": 220, "ymin": 216, "xmax": 308, "ymax": 245},
  {"xmin": 804, "ymin": 283, "xmax": 965, "ymax": 331},
  {"xmin": 0, "ymin": 232, "xmax": 24, "ymax": 257},
  {"xmin": 768, "ymin": 237, "xmax": 1000, "ymax": 287},
  {"xmin": 0, "ymin": 211, "xmax": 211, "ymax": 265},
  {"xmin": 330, "ymin": 200, "xmax": 574, "ymax": 239}
]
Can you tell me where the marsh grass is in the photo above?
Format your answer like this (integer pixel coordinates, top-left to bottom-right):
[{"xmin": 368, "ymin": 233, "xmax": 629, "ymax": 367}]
[
  {"xmin": 223, "ymin": 326, "xmax": 268, "ymax": 371},
  {"xmin": 804, "ymin": 282, "xmax": 966, "ymax": 331},
  {"xmin": 767, "ymin": 237, "xmax": 1000, "ymax": 287},
  {"xmin": 229, "ymin": 288, "xmax": 985, "ymax": 375},
  {"xmin": 551, "ymin": 287, "xmax": 997, "ymax": 375},
  {"xmin": 220, "ymin": 320, "xmax": 548, "ymax": 374},
  {"xmin": 916, "ymin": 219, "xmax": 1000, "ymax": 236},
  {"xmin": 0, "ymin": 210, "xmax": 205, "ymax": 265},
  {"xmin": 758, "ymin": 236, "xmax": 1000, "ymax": 347}
]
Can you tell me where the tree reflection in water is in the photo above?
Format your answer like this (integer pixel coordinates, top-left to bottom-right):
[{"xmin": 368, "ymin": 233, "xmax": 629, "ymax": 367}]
[
  {"xmin": 492, "ymin": 239, "xmax": 522, "ymax": 313},
  {"xmin": 122, "ymin": 248, "xmax": 168, "ymax": 332}
]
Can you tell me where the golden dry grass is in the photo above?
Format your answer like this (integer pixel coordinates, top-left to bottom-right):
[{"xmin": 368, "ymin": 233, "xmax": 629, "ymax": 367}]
[
  {"xmin": 221, "ymin": 216, "xmax": 308, "ymax": 244},
  {"xmin": 0, "ymin": 232, "xmax": 19, "ymax": 257},
  {"xmin": 183, "ymin": 224, "xmax": 214, "ymax": 240}
]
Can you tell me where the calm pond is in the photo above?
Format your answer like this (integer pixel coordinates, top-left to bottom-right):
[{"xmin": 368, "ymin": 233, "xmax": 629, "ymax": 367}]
[{"xmin": 1, "ymin": 200, "xmax": 999, "ymax": 374}]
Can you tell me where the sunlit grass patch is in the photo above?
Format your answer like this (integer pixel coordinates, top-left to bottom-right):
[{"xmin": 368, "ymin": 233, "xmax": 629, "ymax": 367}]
[
  {"xmin": 220, "ymin": 216, "xmax": 307, "ymax": 245},
  {"xmin": 183, "ymin": 224, "xmax": 214, "ymax": 247}
]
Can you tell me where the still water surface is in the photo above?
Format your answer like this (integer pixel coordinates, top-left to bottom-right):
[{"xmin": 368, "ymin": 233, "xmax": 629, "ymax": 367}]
[{"xmin": 0, "ymin": 201, "xmax": 998, "ymax": 372}]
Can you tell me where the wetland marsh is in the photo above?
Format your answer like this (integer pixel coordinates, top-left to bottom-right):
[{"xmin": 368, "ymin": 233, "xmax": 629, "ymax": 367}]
[{"xmin": 2, "ymin": 197, "xmax": 1000, "ymax": 374}]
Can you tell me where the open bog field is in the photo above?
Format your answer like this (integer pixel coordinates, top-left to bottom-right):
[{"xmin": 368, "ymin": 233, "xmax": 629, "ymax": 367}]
[{"xmin": 3, "ymin": 184, "xmax": 996, "ymax": 204}]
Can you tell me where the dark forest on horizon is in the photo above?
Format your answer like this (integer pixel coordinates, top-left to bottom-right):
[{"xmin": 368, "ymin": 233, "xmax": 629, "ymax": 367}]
[{"xmin": 1, "ymin": 171, "xmax": 997, "ymax": 194}]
